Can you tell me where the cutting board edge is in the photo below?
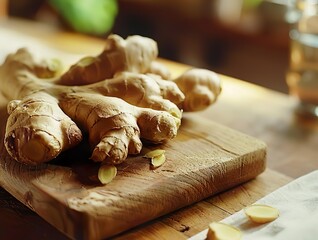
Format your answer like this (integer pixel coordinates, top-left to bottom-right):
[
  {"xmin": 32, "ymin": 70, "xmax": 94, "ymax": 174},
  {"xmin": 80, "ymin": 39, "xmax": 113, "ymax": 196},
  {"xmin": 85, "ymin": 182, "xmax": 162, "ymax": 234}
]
[
  {"xmin": 0, "ymin": 111, "xmax": 268, "ymax": 240},
  {"xmin": 58, "ymin": 146, "xmax": 267, "ymax": 239},
  {"xmin": 1, "ymin": 150, "xmax": 266, "ymax": 240}
]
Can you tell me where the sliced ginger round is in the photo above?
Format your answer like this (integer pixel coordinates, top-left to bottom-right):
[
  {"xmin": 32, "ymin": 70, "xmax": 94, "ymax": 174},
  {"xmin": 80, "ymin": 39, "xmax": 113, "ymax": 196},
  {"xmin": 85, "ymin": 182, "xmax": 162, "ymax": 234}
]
[
  {"xmin": 151, "ymin": 154, "xmax": 166, "ymax": 168},
  {"xmin": 144, "ymin": 149, "xmax": 165, "ymax": 159},
  {"xmin": 98, "ymin": 165, "xmax": 117, "ymax": 184},
  {"xmin": 244, "ymin": 204, "xmax": 279, "ymax": 224},
  {"xmin": 144, "ymin": 149, "xmax": 166, "ymax": 168},
  {"xmin": 207, "ymin": 222, "xmax": 242, "ymax": 240}
]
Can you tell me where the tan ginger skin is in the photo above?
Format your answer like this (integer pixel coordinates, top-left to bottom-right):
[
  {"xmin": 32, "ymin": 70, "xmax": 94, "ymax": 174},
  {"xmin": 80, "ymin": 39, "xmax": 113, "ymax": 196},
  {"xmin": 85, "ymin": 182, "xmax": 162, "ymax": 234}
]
[
  {"xmin": 58, "ymin": 34, "xmax": 162, "ymax": 85},
  {"xmin": 58, "ymin": 34, "xmax": 221, "ymax": 112},
  {"xmin": 0, "ymin": 34, "xmax": 221, "ymax": 166}
]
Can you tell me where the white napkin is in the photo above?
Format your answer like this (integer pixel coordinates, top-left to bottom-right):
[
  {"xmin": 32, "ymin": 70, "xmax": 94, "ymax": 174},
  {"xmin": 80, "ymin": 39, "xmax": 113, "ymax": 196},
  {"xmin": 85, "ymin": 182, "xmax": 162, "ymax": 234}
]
[{"xmin": 189, "ymin": 171, "xmax": 318, "ymax": 240}]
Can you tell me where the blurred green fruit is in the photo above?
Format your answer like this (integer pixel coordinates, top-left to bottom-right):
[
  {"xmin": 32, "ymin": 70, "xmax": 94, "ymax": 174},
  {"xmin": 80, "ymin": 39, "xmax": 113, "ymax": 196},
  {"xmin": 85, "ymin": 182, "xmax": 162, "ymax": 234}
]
[{"xmin": 49, "ymin": 0, "xmax": 118, "ymax": 35}]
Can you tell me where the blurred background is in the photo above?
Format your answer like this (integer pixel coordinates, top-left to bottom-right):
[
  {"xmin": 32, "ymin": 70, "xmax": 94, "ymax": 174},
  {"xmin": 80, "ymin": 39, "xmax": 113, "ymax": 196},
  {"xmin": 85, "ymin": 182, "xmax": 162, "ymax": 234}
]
[{"xmin": 3, "ymin": 0, "xmax": 290, "ymax": 93}]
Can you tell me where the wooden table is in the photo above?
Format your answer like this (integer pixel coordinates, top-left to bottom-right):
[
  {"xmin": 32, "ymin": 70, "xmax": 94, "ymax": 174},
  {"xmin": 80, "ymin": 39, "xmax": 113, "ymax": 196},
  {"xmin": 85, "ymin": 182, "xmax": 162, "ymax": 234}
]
[{"xmin": 1, "ymin": 18, "xmax": 317, "ymax": 239}]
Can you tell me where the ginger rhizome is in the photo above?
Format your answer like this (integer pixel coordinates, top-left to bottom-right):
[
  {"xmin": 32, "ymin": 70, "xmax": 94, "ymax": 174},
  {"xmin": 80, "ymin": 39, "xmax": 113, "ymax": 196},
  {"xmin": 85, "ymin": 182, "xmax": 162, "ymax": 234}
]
[
  {"xmin": 58, "ymin": 34, "xmax": 162, "ymax": 85},
  {"xmin": 1, "ymin": 49, "xmax": 180, "ymax": 165},
  {"xmin": 0, "ymin": 34, "xmax": 221, "ymax": 166},
  {"xmin": 57, "ymin": 34, "xmax": 221, "ymax": 112}
]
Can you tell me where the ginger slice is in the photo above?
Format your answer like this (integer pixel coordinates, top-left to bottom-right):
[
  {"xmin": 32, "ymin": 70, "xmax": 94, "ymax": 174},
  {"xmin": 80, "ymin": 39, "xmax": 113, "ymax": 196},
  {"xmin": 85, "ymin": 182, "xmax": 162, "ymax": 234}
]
[
  {"xmin": 144, "ymin": 149, "xmax": 165, "ymax": 158},
  {"xmin": 151, "ymin": 154, "xmax": 166, "ymax": 168},
  {"xmin": 98, "ymin": 165, "xmax": 117, "ymax": 184},
  {"xmin": 244, "ymin": 204, "xmax": 279, "ymax": 224},
  {"xmin": 207, "ymin": 222, "xmax": 242, "ymax": 240},
  {"xmin": 144, "ymin": 149, "xmax": 166, "ymax": 168}
]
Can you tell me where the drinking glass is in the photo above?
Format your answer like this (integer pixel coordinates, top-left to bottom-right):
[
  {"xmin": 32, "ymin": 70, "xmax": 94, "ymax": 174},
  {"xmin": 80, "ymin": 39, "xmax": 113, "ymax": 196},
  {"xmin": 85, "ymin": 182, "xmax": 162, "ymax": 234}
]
[{"xmin": 286, "ymin": 0, "xmax": 318, "ymax": 117}]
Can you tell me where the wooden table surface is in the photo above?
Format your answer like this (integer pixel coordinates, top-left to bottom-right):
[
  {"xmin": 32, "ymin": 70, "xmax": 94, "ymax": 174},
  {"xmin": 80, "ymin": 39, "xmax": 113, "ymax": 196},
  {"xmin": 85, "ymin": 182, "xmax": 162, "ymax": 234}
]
[{"xmin": 1, "ymin": 18, "xmax": 317, "ymax": 239}]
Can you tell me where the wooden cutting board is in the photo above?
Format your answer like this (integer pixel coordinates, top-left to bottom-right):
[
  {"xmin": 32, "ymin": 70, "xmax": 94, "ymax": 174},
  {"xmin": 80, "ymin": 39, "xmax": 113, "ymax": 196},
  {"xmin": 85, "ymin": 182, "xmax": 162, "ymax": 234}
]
[{"xmin": 0, "ymin": 90, "xmax": 266, "ymax": 240}]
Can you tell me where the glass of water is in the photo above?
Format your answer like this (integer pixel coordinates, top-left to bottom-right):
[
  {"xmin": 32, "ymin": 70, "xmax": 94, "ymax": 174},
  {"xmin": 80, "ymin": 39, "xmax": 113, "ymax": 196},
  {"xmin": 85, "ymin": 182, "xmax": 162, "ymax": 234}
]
[{"xmin": 286, "ymin": 0, "xmax": 318, "ymax": 117}]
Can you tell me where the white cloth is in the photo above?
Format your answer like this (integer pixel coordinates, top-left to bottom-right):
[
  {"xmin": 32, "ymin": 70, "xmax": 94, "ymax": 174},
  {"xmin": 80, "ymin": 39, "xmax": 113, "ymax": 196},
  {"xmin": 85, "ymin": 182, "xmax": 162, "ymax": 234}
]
[{"xmin": 189, "ymin": 171, "xmax": 318, "ymax": 240}]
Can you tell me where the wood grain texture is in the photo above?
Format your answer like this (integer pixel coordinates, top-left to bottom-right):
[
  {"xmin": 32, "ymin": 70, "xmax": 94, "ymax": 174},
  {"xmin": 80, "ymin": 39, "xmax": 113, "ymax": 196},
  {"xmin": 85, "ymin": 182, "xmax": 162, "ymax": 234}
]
[
  {"xmin": 0, "ymin": 91, "xmax": 266, "ymax": 239},
  {"xmin": 0, "ymin": 169, "xmax": 291, "ymax": 240},
  {"xmin": 197, "ymin": 74, "xmax": 318, "ymax": 178},
  {"xmin": 114, "ymin": 169, "xmax": 291, "ymax": 240},
  {"xmin": 160, "ymin": 58, "xmax": 318, "ymax": 178}
]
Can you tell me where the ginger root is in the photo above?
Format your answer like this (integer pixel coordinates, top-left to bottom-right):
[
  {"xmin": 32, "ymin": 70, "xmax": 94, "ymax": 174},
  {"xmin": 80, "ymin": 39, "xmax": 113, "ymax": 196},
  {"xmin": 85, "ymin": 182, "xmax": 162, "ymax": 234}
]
[
  {"xmin": 1, "ymin": 49, "xmax": 180, "ymax": 165},
  {"xmin": 57, "ymin": 34, "xmax": 160, "ymax": 85},
  {"xmin": 174, "ymin": 68, "xmax": 221, "ymax": 111},
  {"xmin": 57, "ymin": 34, "xmax": 221, "ymax": 112},
  {"xmin": 0, "ymin": 34, "xmax": 221, "ymax": 166}
]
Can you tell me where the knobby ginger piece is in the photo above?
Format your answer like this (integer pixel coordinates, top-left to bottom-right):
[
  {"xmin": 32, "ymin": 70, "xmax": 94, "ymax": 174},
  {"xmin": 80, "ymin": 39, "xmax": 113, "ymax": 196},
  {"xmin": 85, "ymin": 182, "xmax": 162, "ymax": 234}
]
[
  {"xmin": 244, "ymin": 204, "xmax": 279, "ymax": 224},
  {"xmin": 58, "ymin": 34, "xmax": 221, "ymax": 113},
  {"xmin": 1, "ymin": 49, "xmax": 181, "ymax": 165},
  {"xmin": 1, "ymin": 34, "xmax": 221, "ymax": 166},
  {"xmin": 207, "ymin": 222, "xmax": 242, "ymax": 240},
  {"xmin": 58, "ymin": 34, "xmax": 159, "ymax": 85},
  {"xmin": 174, "ymin": 68, "xmax": 221, "ymax": 112}
]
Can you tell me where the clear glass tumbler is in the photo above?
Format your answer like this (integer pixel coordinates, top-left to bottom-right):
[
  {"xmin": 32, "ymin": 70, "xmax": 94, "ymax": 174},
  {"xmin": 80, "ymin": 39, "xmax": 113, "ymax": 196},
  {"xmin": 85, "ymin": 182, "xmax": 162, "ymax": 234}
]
[{"xmin": 286, "ymin": 0, "xmax": 318, "ymax": 117}]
